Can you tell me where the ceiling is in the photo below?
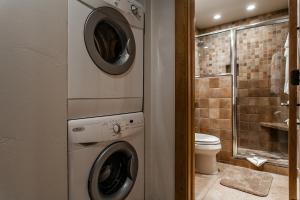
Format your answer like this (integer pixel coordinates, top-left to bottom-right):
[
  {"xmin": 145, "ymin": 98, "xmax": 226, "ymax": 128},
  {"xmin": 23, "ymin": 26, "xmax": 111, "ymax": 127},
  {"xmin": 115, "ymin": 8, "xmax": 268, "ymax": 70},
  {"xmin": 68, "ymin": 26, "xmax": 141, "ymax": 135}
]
[{"xmin": 195, "ymin": 0, "xmax": 288, "ymax": 29}]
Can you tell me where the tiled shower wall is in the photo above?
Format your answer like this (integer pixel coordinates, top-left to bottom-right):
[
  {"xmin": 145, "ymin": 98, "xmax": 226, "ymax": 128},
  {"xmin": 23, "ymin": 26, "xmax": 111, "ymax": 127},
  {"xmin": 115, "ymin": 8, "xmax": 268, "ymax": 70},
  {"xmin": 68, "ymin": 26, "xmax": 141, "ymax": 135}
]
[
  {"xmin": 195, "ymin": 9, "xmax": 289, "ymax": 169},
  {"xmin": 196, "ymin": 32, "xmax": 231, "ymax": 77},
  {"xmin": 194, "ymin": 76, "xmax": 232, "ymax": 162},
  {"xmin": 237, "ymin": 22, "xmax": 289, "ymax": 154}
]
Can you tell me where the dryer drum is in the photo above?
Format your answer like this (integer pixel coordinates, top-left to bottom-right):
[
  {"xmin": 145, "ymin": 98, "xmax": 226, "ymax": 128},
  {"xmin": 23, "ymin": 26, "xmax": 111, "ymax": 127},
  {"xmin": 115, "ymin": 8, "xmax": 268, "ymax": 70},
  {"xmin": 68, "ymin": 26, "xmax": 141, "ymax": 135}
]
[
  {"xmin": 84, "ymin": 7, "xmax": 136, "ymax": 75},
  {"xmin": 88, "ymin": 141, "xmax": 138, "ymax": 200}
]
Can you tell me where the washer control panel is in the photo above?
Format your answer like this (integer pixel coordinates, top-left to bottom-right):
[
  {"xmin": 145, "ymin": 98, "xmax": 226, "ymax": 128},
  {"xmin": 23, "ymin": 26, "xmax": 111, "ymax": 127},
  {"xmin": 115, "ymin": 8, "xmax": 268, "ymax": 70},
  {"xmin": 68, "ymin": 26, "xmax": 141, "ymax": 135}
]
[
  {"xmin": 113, "ymin": 123, "xmax": 121, "ymax": 134},
  {"xmin": 68, "ymin": 112, "xmax": 144, "ymax": 144},
  {"xmin": 104, "ymin": 0, "xmax": 143, "ymax": 19}
]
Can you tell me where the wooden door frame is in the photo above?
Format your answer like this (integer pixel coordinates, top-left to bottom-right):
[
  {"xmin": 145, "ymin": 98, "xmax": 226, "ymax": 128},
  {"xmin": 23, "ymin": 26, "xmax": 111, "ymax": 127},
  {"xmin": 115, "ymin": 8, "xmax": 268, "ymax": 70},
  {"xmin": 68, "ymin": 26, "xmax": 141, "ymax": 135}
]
[
  {"xmin": 175, "ymin": 0, "xmax": 298, "ymax": 200},
  {"xmin": 175, "ymin": 0, "xmax": 195, "ymax": 200},
  {"xmin": 288, "ymin": 0, "xmax": 298, "ymax": 199}
]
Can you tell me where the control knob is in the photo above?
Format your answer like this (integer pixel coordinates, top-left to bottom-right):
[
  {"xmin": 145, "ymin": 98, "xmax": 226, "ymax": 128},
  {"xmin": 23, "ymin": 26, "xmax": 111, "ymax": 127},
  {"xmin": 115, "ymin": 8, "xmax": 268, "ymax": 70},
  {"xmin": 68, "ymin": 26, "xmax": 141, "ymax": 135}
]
[
  {"xmin": 131, "ymin": 4, "xmax": 138, "ymax": 15},
  {"xmin": 113, "ymin": 123, "xmax": 121, "ymax": 134}
]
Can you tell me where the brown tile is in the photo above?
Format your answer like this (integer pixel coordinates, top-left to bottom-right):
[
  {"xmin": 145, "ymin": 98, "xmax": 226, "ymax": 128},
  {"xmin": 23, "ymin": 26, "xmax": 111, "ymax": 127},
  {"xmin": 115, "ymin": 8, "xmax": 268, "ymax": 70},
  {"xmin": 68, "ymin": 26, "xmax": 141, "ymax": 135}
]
[
  {"xmin": 218, "ymin": 151, "xmax": 232, "ymax": 162},
  {"xmin": 220, "ymin": 98, "xmax": 231, "ymax": 108},
  {"xmin": 248, "ymin": 114, "xmax": 259, "ymax": 122},
  {"xmin": 207, "ymin": 129, "xmax": 221, "ymax": 138},
  {"xmin": 209, "ymin": 78, "xmax": 219, "ymax": 88},
  {"xmin": 219, "ymin": 109, "xmax": 231, "ymax": 119},
  {"xmin": 239, "ymin": 122, "xmax": 249, "ymax": 131},
  {"xmin": 239, "ymin": 97, "xmax": 249, "ymax": 105},
  {"xmin": 198, "ymin": 99, "xmax": 209, "ymax": 108},
  {"xmin": 199, "ymin": 108, "xmax": 209, "ymax": 118},
  {"xmin": 220, "ymin": 129, "xmax": 232, "ymax": 141},
  {"xmin": 209, "ymin": 119, "xmax": 231, "ymax": 130},
  {"xmin": 199, "ymin": 118, "xmax": 209, "ymax": 132},
  {"xmin": 219, "ymin": 119, "xmax": 232, "ymax": 130},
  {"xmin": 239, "ymin": 114, "xmax": 249, "ymax": 121},
  {"xmin": 195, "ymin": 79, "xmax": 200, "ymax": 99},
  {"xmin": 238, "ymin": 80, "xmax": 248, "ymax": 89},
  {"xmin": 269, "ymin": 97, "xmax": 280, "ymax": 106},
  {"xmin": 248, "ymin": 88, "xmax": 271, "ymax": 97},
  {"xmin": 221, "ymin": 139, "xmax": 232, "ymax": 152},
  {"xmin": 238, "ymin": 89, "xmax": 249, "ymax": 97}
]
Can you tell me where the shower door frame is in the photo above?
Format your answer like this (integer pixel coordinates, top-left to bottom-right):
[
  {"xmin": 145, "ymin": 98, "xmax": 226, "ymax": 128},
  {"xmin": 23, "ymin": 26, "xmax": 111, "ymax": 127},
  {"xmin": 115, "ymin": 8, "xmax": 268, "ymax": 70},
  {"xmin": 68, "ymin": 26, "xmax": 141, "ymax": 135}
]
[{"xmin": 196, "ymin": 16, "xmax": 289, "ymax": 163}]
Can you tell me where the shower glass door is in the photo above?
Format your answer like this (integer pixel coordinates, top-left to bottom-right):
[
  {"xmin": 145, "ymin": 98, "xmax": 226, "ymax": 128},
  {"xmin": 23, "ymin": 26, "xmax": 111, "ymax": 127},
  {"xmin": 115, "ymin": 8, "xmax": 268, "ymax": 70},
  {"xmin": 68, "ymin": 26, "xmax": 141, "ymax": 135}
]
[{"xmin": 235, "ymin": 21, "xmax": 289, "ymax": 166}]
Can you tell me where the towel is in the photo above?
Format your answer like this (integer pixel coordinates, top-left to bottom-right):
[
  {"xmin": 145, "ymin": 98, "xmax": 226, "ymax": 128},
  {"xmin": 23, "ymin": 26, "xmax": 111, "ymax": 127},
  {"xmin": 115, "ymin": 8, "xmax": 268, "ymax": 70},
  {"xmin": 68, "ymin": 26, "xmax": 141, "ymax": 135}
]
[
  {"xmin": 284, "ymin": 34, "xmax": 289, "ymax": 94},
  {"xmin": 270, "ymin": 52, "xmax": 281, "ymax": 94},
  {"xmin": 246, "ymin": 156, "xmax": 268, "ymax": 167}
]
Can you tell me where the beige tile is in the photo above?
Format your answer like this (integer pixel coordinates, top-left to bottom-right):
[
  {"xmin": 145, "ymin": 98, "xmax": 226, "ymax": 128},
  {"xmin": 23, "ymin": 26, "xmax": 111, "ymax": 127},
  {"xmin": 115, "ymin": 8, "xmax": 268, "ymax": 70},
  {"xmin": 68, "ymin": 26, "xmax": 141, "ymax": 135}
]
[
  {"xmin": 209, "ymin": 88, "xmax": 231, "ymax": 98},
  {"xmin": 209, "ymin": 109, "xmax": 220, "ymax": 119},
  {"xmin": 219, "ymin": 76, "xmax": 232, "ymax": 88}
]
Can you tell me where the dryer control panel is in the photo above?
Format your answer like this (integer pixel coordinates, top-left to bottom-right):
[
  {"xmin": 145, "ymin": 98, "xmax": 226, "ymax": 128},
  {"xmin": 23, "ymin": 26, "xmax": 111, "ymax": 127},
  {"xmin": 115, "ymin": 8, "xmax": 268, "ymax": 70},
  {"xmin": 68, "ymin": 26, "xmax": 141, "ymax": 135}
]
[{"xmin": 68, "ymin": 112, "xmax": 144, "ymax": 144}]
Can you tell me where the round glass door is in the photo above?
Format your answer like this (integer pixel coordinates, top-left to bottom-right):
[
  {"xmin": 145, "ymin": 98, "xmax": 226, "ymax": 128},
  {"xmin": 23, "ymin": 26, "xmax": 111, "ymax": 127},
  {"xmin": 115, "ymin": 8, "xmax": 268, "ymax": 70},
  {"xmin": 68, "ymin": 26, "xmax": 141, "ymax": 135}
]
[
  {"xmin": 88, "ymin": 141, "xmax": 138, "ymax": 200},
  {"xmin": 84, "ymin": 7, "xmax": 136, "ymax": 75}
]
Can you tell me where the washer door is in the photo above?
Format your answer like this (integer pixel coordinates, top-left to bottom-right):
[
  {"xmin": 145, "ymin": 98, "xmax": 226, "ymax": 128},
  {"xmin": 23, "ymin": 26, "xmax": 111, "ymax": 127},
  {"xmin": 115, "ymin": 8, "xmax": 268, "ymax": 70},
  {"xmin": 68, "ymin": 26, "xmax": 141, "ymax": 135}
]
[
  {"xmin": 88, "ymin": 141, "xmax": 138, "ymax": 200},
  {"xmin": 84, "ymin": 7, "xmax": 136, "ymax": 75}
]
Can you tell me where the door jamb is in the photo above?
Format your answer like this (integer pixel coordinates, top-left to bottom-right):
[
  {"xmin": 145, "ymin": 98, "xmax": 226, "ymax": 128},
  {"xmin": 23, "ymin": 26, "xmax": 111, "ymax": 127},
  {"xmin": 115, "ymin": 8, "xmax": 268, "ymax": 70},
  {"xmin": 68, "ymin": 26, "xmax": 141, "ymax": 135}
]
[
  {"xmin": 288, "ymin": 0, "xmax": 298, "ymax": 199},
  {"xmin": 175, "ymin": 0, "xmax": 195, "ymax": 200}
]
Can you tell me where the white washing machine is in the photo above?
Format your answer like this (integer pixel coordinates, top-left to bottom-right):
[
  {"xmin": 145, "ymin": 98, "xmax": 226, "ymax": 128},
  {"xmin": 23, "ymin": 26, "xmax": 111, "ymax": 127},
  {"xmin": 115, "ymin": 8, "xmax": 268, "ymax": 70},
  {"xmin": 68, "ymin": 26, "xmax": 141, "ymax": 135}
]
[
  {"xmin": 68, "ymin": 0, "xmax": 144, "ymax": 119},
  {"xmin": 68, "ymin": 112, "xmax": 144, "ymax": 200}
]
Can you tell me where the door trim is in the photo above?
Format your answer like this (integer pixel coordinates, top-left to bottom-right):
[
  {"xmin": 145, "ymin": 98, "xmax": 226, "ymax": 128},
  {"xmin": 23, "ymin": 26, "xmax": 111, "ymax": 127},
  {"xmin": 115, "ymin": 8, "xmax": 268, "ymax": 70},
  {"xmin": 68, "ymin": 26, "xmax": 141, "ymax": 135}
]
[
  {"xmin": 175, "ymin": 0, "xmax": 195, "ymax": 200},
  {"xmin": 288, "ymin": 0, "xmax": 298, "ymax": 199},
  {"xmin": 175, "ymin": 1, "xmax": 299, "ymax": 200}
]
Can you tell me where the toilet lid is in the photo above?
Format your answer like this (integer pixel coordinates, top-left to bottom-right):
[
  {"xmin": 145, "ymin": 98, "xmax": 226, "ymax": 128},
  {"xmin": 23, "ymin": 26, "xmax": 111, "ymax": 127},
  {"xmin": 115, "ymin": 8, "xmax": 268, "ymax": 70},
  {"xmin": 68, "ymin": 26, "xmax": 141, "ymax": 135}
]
[{"xmin": 195, "ymin": 133, "xmax": 220, "ymax": 145}]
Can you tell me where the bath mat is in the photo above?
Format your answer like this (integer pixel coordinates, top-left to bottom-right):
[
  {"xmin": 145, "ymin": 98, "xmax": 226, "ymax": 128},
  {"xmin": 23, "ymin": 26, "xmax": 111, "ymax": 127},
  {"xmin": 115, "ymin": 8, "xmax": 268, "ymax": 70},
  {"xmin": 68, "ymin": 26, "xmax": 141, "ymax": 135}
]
[{"xmin": 220, "ymin": 167, "xmax": 273, "ymax": 197}]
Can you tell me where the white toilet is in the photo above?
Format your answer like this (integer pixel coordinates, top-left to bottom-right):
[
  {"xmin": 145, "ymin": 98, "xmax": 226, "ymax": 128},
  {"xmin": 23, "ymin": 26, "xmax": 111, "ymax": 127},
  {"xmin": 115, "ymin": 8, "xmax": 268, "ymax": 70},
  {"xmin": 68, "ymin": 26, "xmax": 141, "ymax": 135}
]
[{"xmin": 195, "ymin": 133, "xmax": 222, "ymax": 175}]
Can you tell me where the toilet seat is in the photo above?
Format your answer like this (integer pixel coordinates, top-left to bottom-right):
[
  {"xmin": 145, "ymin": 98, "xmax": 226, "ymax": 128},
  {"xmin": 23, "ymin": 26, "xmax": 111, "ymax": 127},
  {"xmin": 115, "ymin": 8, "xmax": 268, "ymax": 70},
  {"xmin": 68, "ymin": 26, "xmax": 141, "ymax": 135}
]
[{"xmin": 195, "ymin": 133, "xmax": 220, "ymax": 145}]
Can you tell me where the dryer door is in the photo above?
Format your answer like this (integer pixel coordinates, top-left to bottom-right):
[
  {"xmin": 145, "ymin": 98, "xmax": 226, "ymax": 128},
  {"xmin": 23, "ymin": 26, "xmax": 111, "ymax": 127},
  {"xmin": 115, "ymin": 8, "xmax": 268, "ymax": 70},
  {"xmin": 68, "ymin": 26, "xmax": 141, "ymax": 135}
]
[
  {"xmin": 88, "ymin": 141, "xmax": 138, "ymax": 200},
  {"xmin": 84, "ymin": 7, "xmax": 136, "ymax": 75}
]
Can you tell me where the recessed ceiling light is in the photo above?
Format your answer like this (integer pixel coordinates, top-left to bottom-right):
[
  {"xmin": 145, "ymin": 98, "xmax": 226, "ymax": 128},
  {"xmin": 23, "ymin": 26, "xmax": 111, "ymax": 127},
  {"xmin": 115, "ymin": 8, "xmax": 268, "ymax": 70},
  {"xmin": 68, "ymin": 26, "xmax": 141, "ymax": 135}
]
[
  {"xmin": 213, "ymin": 14, "xmax": 221, "ymax": 20},
  {"xmin": 247, "ymin": 4, "xmax": 256, "ymax": 11}
]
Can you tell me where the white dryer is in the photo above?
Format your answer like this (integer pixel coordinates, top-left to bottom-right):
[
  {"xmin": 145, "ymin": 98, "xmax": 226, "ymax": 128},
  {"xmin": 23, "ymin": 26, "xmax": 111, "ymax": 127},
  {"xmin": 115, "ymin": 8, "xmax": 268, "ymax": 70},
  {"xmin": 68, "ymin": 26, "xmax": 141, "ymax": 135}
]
[
  {"xmin": 68, "ymin": 0, "xmax": 144, "ymax": 119},
  {"xmin": 68, "ymin": 112, "xmax": 144, "ymax": 200}
]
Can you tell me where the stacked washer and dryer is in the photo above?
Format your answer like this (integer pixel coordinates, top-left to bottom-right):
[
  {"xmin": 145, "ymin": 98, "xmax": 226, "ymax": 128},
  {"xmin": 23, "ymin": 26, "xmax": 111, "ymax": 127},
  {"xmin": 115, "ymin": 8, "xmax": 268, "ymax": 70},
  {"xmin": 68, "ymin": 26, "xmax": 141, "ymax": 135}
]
[{"xmin": 68, "ymin": 0, "xmax": 144, "ymax": 199}]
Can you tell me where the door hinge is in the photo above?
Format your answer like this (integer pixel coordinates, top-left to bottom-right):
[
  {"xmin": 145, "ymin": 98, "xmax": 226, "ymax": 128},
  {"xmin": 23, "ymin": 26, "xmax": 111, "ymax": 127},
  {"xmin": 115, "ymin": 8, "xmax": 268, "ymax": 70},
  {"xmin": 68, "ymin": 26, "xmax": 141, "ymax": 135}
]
[{"xmin": 291, "ymin": 70, "xmax": 300, "ymax": 86}]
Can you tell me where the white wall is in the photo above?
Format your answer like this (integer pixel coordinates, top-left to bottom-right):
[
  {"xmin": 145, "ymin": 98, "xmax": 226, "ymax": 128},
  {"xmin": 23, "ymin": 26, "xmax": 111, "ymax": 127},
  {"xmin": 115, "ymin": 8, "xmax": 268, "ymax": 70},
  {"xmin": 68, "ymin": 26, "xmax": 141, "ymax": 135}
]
[
  {"xmin": 137, "ymin": 0, "xmax": 145, "ymax": 6},
  {"xmin": 144, "ymin": 0, "xmax": 175, "ymax": 200},
  {"xmin": 0, "ymin": 1, "xmax": 68, "ymax": 200}
]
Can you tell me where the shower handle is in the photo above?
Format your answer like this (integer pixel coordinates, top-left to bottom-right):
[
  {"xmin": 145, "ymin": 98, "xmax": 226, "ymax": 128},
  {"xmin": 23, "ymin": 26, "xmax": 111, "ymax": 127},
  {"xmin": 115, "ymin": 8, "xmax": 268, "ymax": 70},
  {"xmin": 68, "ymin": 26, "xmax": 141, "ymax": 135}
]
[{"xmin": 280, "ymin": 103, "xmax": 300, "ymax": 107}]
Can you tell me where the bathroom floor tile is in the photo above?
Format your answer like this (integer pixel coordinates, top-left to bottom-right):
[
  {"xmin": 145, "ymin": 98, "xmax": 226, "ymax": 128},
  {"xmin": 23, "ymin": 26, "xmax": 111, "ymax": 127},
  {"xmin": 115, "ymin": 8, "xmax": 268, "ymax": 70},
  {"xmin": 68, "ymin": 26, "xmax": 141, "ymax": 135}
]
[{"xmin": 195, "ymin": 163, "xmax": 288, "ymax": 200}]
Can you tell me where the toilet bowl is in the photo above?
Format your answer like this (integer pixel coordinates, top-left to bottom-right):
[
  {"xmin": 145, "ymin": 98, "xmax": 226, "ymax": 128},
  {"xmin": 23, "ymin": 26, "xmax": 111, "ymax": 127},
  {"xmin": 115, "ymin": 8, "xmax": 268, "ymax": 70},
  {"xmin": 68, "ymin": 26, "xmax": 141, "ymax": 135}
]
[{"xmin": 195, "ymin": 133, "xmax": 221, "ymax": 175}]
